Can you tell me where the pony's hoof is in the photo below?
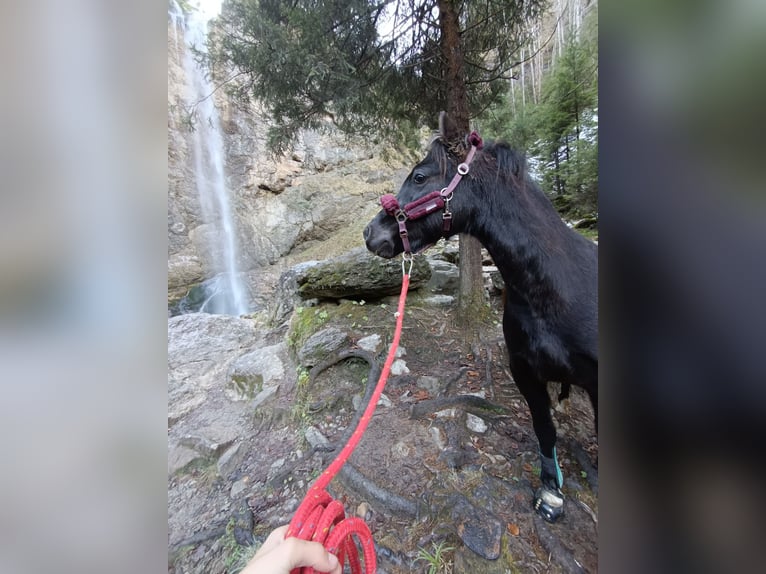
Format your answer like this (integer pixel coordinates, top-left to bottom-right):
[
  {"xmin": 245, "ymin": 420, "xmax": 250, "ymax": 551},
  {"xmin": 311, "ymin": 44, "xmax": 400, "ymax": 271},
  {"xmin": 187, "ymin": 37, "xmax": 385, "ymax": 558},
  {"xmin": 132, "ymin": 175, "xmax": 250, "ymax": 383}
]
[{"xmin": 534, "ymin": 486, "xmax": 564, "ymax": 523}]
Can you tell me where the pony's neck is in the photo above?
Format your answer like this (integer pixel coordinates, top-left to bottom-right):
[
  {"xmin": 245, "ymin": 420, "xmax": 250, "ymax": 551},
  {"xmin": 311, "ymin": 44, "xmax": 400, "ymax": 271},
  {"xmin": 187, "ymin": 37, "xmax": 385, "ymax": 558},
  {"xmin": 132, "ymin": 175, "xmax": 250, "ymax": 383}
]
[{"xmin": 468, "ymin": 182, "xmax": 573, "ymax": 312}]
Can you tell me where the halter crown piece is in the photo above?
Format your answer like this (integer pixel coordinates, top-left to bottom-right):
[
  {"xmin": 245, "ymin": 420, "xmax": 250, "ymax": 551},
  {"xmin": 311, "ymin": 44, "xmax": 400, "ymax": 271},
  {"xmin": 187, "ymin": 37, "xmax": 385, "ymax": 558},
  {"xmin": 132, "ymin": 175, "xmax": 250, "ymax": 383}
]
[{"xmin": 380, "ymin": 131, "xmax": 483, "ymax": 254}]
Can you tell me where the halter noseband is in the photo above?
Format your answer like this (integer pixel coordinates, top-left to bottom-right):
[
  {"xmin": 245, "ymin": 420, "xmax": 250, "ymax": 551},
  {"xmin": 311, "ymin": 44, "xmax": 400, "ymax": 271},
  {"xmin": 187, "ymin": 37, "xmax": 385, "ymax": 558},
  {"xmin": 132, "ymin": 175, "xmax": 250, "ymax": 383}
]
[{"xmin": 380, "ymin": 131, "xmax": 483, "ymax": 254}]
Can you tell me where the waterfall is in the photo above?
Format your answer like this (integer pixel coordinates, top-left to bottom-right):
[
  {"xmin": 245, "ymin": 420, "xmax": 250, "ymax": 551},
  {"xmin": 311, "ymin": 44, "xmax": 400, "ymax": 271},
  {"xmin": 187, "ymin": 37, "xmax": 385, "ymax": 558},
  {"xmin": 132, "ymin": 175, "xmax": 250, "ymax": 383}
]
[{"xmin": 172, "ymin": 1, "xmax": 249, "ymax": 316}]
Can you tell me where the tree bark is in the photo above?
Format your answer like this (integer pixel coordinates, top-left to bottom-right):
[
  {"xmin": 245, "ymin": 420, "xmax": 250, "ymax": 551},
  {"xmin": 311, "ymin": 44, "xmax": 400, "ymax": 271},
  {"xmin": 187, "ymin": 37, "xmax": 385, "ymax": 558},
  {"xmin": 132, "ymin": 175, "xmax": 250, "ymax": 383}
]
[{"xmin": 438, "ymin": 0, "xmax": 486, "ymax": 326}]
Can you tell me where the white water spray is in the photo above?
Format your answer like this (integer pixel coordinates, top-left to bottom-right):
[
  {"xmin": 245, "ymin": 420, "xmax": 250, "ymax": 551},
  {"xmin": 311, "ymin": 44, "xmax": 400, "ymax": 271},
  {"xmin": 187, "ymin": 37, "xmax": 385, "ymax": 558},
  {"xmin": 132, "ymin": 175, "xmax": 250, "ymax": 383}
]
[{"xmin": 172, "ymin": 1, "xmax": 248, "ymax": 315}]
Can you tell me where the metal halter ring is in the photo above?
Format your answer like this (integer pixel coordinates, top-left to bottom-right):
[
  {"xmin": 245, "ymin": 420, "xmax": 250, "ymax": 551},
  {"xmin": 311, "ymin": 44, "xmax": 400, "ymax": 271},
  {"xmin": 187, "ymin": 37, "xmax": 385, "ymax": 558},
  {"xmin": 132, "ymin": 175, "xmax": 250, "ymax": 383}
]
[
  {"xmin": 457, "ymin": 163, "xmax": 469, "ymax": 175},
  {"xmin": 401, "ymin": 253, "xmax": 414, "ymax": 276}
]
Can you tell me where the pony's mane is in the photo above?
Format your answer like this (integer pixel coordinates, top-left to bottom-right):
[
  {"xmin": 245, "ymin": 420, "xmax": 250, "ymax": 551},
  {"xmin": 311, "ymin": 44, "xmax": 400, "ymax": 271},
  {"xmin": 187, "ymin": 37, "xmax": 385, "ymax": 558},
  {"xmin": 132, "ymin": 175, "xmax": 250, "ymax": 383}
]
[{"xmin": 428, "ymin": 136, "xmax": 530, "ymax": 186}]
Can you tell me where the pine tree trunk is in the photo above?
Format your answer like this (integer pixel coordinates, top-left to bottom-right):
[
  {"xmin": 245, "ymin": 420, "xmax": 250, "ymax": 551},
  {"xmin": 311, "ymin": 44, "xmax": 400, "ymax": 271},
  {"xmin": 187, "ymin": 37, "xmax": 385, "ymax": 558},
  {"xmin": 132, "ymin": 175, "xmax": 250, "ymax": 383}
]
[{"xmin": 438, "ymin": 0, "xmax": 486, "ymax": 326}]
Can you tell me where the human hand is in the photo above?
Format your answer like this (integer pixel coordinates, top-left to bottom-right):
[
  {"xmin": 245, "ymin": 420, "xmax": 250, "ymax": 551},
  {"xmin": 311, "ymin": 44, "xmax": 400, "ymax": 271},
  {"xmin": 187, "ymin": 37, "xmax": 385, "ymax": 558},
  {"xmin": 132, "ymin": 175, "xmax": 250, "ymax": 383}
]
[{"xmin": 240, "ymin": 525, "xmax": 342, "ymax": 574}]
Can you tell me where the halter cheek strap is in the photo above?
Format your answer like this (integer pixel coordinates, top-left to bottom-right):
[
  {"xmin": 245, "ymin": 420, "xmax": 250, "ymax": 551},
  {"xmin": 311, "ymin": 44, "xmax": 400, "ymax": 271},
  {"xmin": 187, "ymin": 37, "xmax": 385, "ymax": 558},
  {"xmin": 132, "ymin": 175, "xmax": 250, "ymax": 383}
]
[{"xmin": 380, "ymin": 131, "xmax": 483, "ymax": 254}]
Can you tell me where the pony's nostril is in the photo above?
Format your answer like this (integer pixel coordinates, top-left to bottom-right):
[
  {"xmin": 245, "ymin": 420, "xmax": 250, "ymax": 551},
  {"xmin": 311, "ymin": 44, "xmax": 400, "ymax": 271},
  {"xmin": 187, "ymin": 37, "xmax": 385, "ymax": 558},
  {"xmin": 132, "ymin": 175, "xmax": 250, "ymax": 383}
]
[{"xmin": 363, "ymin": 225, "xmax": 371, "ymax": 240}]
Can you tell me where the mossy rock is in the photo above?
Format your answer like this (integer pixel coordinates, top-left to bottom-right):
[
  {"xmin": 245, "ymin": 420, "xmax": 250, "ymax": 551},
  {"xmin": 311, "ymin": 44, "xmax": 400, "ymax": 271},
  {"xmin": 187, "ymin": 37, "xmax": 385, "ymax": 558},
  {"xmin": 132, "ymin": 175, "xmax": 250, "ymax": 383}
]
[{"xmin": 296, "ymin": 247, "xmax": 431, "ymax": 299}]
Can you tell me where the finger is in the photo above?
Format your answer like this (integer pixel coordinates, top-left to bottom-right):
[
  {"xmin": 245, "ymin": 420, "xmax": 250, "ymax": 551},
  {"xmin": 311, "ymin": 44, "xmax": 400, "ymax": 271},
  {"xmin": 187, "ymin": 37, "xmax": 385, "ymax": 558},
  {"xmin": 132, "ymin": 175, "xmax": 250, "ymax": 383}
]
[
  {"xmin": 253, "ymin": 525, "xmax": 289, "ymax": 559},
  {"xmin": 281, "ymin": 538, "xmax": 340, "ymax": 573}
]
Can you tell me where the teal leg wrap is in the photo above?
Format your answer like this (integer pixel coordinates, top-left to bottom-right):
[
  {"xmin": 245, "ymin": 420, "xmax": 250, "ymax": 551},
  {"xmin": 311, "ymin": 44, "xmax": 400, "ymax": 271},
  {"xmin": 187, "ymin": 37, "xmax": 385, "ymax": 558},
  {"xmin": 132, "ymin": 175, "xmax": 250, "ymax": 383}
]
[{"xmin": 540, "ymin": 448, "xmax": 564, "ymax": 490}]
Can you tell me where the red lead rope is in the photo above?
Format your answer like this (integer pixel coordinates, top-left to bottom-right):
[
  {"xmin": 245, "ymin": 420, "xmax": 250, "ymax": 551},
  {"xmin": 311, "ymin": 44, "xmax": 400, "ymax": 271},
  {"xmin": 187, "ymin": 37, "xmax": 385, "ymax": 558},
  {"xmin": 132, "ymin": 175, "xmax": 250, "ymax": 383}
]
[{"xmin": 285, "ymin": 268, "xmax": 412, "ymax": 574}]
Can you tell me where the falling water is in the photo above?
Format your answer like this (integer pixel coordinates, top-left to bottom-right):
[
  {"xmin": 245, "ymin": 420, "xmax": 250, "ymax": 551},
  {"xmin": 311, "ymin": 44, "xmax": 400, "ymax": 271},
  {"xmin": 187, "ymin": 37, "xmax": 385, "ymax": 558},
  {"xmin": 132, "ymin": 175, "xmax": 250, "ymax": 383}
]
[{"xmin": 171, "ymin": 1, "xmax": 249, "ymax": 315}]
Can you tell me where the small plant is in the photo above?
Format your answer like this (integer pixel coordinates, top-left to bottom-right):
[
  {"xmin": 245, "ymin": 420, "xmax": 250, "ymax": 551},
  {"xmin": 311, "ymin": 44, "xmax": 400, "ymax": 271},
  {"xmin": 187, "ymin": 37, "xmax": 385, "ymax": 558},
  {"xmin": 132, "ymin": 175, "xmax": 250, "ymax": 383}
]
[
  {"xmin": 415, "ymin": 541, "xmax": 454, "ymax": 574},
  {"xmin": 291, "ymin": 368, "xmax": 312, "ymax": 423},
  {"xmin": 222, "ymin": 519, "xmax": 259, "ymax": 574}
]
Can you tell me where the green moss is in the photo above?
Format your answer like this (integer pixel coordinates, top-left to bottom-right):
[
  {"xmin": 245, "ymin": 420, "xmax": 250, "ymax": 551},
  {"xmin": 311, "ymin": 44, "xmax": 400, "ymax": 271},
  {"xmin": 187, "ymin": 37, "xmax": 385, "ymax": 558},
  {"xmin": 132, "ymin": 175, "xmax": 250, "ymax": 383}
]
[
  {"xmin": 178, "ymin": 457, "xmax": 219, "ymax": 488},
  {"xmin": 575, "ymin": 226, "xmax": 599, "ymax": 242},
  {"xmin": 286, "ymin": 306, "xmax": 330, "ymax": 352},
  {"xmin": 230, "ymin": 373, "xmax": 263, "ymax": 399},
  {"xmin": 498, "ymin": 535, "xmax": 523, "ymax": 574},
  {"xmin": 290, "ymin": 367, "xmax": 312, "ymax": 423}
]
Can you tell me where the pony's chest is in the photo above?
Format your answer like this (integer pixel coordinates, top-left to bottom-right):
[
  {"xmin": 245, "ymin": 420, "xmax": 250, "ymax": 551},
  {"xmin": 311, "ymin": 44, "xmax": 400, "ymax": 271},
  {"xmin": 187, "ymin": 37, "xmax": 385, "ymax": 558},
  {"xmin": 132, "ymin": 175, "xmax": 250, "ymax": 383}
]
[{"xmin": 503, "ymin": 307, "xmax": 572, "ymax": 379}]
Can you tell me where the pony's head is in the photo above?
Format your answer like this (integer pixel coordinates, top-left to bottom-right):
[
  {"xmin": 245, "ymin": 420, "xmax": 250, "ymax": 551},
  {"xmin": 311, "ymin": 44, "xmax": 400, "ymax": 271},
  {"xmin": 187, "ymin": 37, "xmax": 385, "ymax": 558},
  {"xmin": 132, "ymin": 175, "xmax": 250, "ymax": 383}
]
[{"xmin": 364, "ymin": 112, "xmax": 481, "ymax": 258}]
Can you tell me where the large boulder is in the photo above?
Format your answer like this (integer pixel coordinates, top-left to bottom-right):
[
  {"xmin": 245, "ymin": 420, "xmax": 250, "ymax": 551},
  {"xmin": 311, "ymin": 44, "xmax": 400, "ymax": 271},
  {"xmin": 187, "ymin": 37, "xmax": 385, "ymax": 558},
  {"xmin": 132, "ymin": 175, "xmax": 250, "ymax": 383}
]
[
  {"xmin": 295, "ymin": 247, "xmax": 432, "ymax": 299},
  {"xmin": 297, "ymin": 327, "xmax": 351, "ymax": 367}
]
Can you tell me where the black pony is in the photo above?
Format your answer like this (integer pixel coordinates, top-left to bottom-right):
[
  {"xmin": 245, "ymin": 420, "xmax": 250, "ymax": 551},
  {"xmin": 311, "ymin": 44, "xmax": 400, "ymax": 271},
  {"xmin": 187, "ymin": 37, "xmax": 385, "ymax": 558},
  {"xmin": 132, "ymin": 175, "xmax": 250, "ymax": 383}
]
[{"xmin": 364, "ymin": 112, "xmax": 598, "ymax": 522}]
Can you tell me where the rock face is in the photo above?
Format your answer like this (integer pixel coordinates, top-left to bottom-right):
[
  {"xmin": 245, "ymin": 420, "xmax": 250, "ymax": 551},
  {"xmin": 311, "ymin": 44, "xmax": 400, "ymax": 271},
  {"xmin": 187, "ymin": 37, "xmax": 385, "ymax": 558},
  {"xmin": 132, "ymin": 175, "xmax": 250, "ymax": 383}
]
[
  {"xmin": 167, "ymin": 10, "xmax": 412, "ymax": 304},
  {"xmin": 168, "ymin": 313, "xmax": 261, "ymax": 425},
  {"xmin": 226, "ymin": 343, "xmax": 287, "ymax": 401},
  {"xmin": 295, "ymin": 247, "xmax": 432, "ymax": 299}
]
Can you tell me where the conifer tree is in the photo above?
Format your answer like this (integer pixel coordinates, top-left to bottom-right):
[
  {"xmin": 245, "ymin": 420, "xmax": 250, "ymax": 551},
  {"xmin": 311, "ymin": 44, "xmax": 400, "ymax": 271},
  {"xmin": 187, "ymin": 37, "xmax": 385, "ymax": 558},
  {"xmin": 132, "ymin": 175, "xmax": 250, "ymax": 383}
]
[{"xmin": 209, "ymin": 0, "xmax": 546, "ymax": 322}]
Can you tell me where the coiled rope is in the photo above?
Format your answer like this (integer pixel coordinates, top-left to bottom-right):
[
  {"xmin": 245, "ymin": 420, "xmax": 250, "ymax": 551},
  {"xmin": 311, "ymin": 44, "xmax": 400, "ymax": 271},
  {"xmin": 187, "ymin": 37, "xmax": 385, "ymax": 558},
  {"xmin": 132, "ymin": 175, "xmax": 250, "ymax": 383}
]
[{"xmin": 285, "ymin": 259, "xmax": 413, "ymax": 574}]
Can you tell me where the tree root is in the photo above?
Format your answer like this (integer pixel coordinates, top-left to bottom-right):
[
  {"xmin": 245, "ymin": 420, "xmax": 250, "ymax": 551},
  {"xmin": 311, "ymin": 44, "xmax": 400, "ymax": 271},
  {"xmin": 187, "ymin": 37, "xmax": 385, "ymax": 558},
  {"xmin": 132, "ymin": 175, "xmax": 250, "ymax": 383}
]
[
  {"xmin": 441, "ymin": 366, "xmax": 469, "ymax": 397},
  {"xmin": 168, "ymin": 525, "xmax": 227, "ymax": 565},
  {"xmin": 409, "ymin": 394, "xmax": 512, "ymax": 422},
  {"xmin": 311, "ymin": 347, "xmax": 423, "ymax": 518},
  {"xmin": 312, "ymin": 348, "xmax": 382, "ymax": 453},
  {"xmin": 566, "ymin": 439, "xmax": 599, "ymax": 495},
  {"xmin": 337, "ymin": 463, "xmax": 419, "ymax": 517}
]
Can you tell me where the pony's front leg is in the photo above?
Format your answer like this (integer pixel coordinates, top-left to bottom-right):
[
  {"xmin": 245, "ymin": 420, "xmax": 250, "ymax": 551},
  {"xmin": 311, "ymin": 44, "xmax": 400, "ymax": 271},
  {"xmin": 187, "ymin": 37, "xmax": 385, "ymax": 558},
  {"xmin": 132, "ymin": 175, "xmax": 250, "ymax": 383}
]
[{"xmin": 512, "ymin": 367, "xmax": 565, "ymax": 522}]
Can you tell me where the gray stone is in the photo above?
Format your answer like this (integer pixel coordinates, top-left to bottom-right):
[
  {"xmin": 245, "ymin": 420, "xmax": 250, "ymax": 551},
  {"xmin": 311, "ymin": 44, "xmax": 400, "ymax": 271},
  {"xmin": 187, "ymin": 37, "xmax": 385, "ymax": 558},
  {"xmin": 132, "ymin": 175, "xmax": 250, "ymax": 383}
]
[
  {"xmin": 168, "ymin": 314, "xmax": 261, "ymax": 421},
  {"xmin": 217, "ymin": 443, "xmax": 244, "ymax": 479},
  {"xmin": 304, "ymin": 426, "xmax": 331, "ymax": 449},
  {"xmin": 439, "ymin": 239, "xmax": 460, "ymax": 264},
  {"xmin": 417, "ymin": 376, "xmax": 441, "ymax": 396},
  {"xmin": 226, "ymin": 343, "xmax": 286, "ymax": 401},
  {"xmin": 390, "ymin": 359, "xmax": 410, "ymax": 375},
  {"xmin": 450, "ymin": 495, "xmax": 504, "ymax": 560},
  {"xmin": 423, "ymin": 294, "xmax": 456, "ymax": 307},
  {"xmin": 429, "ymin": 426, "xmax": 447, "ymax": 450},
  {"xmin": 168, "ymin": 445, "xmax": 204, "ymax": 475},
  {"xmin": 295, "ymin": 247, "xmax": 431, "ymax": 299},
  {"xmin": 377, "ymin": 393, "xmax": 393, "ymax": 408},
  {"xmin": 168, "ymin": 314, "xmax": 259, "ymax": 371},
  {"xmin": 297, "ymin": 327, "xmax": 350, "ymax": 367},
  {"xmin": 426, "ymin": 258, "xmax": 459, "ymax": 292},
  {"xmin": 357, "ymin": 334, "xmax": 382, "ymax": 353},
  {"xmin": 251, "ymin": 384, "xmax": 280, "ymax": 411},
  {"xmin": 177, "ymin": 435, "xmax": 230, "ymax": 457},
  {"xmin": 230, "ymin": 478, "xmax": 249, "ymax": 499},
  {"xmin": 269, "ymin": 261, "xmax": 321, "ymax": 324},
  {"xmin": 486, "ymin": 268, "xmax": 505, "ymax": 293},
  {"xmin": 466, "ymin": 413, "xmax": 488, "ymax": 434}
]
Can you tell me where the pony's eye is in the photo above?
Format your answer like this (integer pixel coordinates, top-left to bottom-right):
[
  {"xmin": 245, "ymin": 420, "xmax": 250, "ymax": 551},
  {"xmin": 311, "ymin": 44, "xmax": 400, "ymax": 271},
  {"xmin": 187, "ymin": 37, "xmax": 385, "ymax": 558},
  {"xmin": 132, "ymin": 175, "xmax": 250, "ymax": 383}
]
[{"xmin": 413, "ymin": 173, "xmax": 427, "ymax": 184}]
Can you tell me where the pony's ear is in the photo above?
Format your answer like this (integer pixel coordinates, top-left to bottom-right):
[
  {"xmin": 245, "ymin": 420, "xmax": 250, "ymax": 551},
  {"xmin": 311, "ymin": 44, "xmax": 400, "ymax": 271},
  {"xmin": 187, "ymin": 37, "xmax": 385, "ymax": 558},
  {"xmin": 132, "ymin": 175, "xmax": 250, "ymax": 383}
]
[{"xmin": 438, "ymin": 111, "xmax": 461, "ymax": 144}]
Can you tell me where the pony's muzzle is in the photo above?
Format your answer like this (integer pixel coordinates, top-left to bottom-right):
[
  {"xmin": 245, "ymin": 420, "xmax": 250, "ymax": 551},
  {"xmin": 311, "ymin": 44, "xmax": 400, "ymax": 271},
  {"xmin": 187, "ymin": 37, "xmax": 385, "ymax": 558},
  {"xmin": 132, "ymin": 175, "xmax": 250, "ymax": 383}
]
[{"xmin": 363, "ymin": 219, "xmax": 398, "ymax": 259}]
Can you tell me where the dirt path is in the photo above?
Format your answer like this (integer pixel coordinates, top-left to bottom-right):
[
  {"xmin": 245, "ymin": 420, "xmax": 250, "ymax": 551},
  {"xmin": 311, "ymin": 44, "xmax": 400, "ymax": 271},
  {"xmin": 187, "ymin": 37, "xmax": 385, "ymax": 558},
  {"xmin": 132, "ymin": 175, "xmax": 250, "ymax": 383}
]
[{"xmin": 169, "ymin": 290, "xmax": 598, "ymax": 573}]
